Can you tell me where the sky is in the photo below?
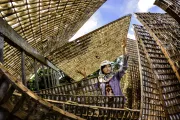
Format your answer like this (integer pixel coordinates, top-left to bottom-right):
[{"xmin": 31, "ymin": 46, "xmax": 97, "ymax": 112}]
[{"xmin": 69, "ymin": 0, "xmax": 165, "ymax": 41}]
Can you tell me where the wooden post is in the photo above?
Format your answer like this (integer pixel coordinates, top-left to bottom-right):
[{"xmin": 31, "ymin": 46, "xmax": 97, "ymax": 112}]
[
  {"xmin": 53, "ymin": 71, "xmax": 56, "ymax": 86},
  {"xmin": 42, "ymin": 65, "xmax": 47, "ymax": 89},
  {"xmin": 53, "ymin": 70, "xmax": 56, "ymax": 86},
  {"xmin": 61, "ymin": 71, "xmax": 65, "ymax": 77},
  {"xmin": 52, "ymin": 69, "xmax": 55, "ymax": 87},
  {"xmin": 47, "ymin": 67, "xmax": 51, "ymax": 88},
  {"xmin": 56, "ymin": 72, "xmax": 60, "ymax": 85},
  {"xmin": 50, "ymin": 69, "xmax": 54, "ymax": 87},
  {"xmin": 55, "ymin": 71, "xmax": 59, "ymax": 86},
  {"xmin": 34, "ymin": 59, "xmax": 39, "ymax": 91},
  {"xmin": 21, "ymin": 51, "xmax": 27, "ymax": 86},
  {"xmin": 58, "ymin": 72, "xmax": 63, "ymax": 82},
  {"xmin": 0, "ymin": 34, "xmax": 4, "ymax": 63},
  {"xmin": 57, "ymin": 72, "xmax": 60, "ymax": 80}
]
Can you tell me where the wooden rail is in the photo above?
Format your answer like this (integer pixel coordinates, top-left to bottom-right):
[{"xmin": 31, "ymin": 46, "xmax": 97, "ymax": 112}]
[
  {"xmin": 39, "ymin": 77, "xmax": 101, "ymax": 95},
  {"xmin": 38, "ymin": 94, "xmax": 125, "ymax": 108},
  {"xmin": 47, "ymin": 99, "xmax": 140, "ymax": 120}
]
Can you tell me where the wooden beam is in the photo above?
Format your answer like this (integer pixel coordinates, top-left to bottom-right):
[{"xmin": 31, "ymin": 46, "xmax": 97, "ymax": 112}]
[
  {"xmin": 34, "ymin": 59, "xmax": 39, "ymax": 91},
  {"xmin": 42, "ymin": 65, "xmax": 47, "ymax": 89},
  {"xmin": 21, "ymin": 51, "xmax": 26, "ymax": 86},
  {"xmin": 0, "ymin": 18, "xmax": 59, "ymax": 71},
  {"xmin": 0, "ymin": 86, "xmax": 15, "ymax": 105},
  {"xmin": 55, "ymin": 72, "xmax": 59, "ymax": 86},
  {"xmin": 0, "ymin": 35, "xmax": 4, "ymax": 63},
  {"xmin": 47, "ymin": 67, "xmax": 51, "ymax": 88}
]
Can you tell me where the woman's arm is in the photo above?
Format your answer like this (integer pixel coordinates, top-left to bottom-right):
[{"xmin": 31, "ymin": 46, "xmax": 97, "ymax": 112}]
[
  {"xmin": 114, "ymin": 54, "xmax": 129, "ymax": 80},
  {"xmin": 76, "ymin": 68, "xmax": 87, "ymax": 78}
]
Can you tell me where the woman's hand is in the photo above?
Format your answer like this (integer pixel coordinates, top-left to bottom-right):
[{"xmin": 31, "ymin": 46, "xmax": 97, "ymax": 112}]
[
  {"xmin": 122, "ymin": 43, "xmax": 127, "ymax": 55},
  {"xmin": 76, "ymin": 67, "xmax": 87, "ymax": 78}
]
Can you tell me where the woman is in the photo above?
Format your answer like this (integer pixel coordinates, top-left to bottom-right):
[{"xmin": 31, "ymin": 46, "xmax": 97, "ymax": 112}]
[
  {"xmin": 98, "ymin": 55, "xmax": 128, "ymax": 96},
  {"xmin": 77, "ymin": 55, "xmax": 128, "ymax": 96}
]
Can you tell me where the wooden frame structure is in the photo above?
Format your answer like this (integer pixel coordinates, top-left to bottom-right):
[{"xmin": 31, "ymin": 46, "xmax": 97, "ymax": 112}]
[
  {"xmin": 0, "ymin": 0, "xmax": 106, "ymax": 55},
  {"xmin": 154, "ymin": 0, "xmax": 180, "ymax": 24},
  {"xmin": 0, "ymin": 10, "xmax": 140, "ymax": 119},
  {"xmin": 1, "ymin": 1, "xmax": 180, "ymax": 119},
  {"xmin": 123, "ymin": 39, "xmax": 141, "ymax": 109},
  {"xmin": 135, "ymin": 13, "xmax": 180, "ymax": 82},
  {"xmin": 134, "ymin": 27, "xmax": 167, "ymax": 120},
  {"xmin": 0, "ymin": 0, "xmax": 106, "ymax": 83},
  {"xmin": 0, "ymin": 17, "xmax": 64, "ymax": 91},
  {"xmin": 134, "ymin": 24, "xmax": 180, "ymax": 120},
  {"xmin": 49, "ymin": 15, "xmax": 131, "ymax": 81},
  {"xmin": 0, "ymin": 63, "xmax": 84, "ymax": 120}
]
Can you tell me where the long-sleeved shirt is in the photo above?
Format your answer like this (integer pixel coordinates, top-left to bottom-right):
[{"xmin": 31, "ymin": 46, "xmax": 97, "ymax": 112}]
[{"xmin": 96, "ymin": 55, "xmax": 128, "ymax": 96}]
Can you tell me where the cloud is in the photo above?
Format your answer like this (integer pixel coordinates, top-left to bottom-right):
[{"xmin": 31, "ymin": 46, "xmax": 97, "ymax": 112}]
[
  {"xmin": 69, "ymin": 0, "xmax": 160, "ymax": 42},
  {"xmin": 125, "ymin": 0, "xmax": 138, "ymax": 14},
  {"xmin": 69, "ymin": 12, "xmax": 101, "ymax": 41},
  {"xmin": 127, "ymin": 33, "xmax": 135, "ymax": 40},
  {"xmin": 106, "ymin": 0, "xmax": 138, "ymax": 17},
  {"xmin": 137, "ymin": 0, "xmax": 156, "ymax": 12},
  {"xmin": 130, "ymin": 27, "xmax": 134, "ymax": 32}
]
